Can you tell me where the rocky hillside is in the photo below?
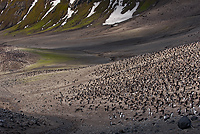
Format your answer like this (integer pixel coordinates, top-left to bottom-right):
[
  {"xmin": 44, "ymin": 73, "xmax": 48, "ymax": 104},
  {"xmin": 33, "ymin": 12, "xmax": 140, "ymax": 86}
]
[{"xmin": 0, "ymin": 0, "xmax": 158, "ymax": 34}]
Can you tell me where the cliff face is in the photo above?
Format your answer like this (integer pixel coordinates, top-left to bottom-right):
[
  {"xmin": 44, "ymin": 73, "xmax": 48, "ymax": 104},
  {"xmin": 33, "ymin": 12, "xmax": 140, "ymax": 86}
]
[{"xmin": 0, "ymin": 0, "xmax": 158, "ymax": 34}]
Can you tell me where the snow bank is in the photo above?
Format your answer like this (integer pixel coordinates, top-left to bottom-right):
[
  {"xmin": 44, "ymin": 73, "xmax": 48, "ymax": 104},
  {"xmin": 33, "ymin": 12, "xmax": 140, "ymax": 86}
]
[
  {"xmin": 22, "ymin": 0, "xmax": 38, "ymax": 21},
  {"xmin": 103, "ymin": 1, "xmax": 140, "ymax": 25},
  {"xmin": 17, "ymin": 0, "xmax": 38, "ymax": 24},
  {"xmin": 41, "ymin": 0, "xmax": 61, "ymax": 20},
  {"xmin": 1, "ymin": 3, "xmax": 8, "ymax": 15},
  {"xmin": 61, "ymin": 7, "xmax": 75, "ymax": 26},
  {"xmin": 86, "ymin": 2, "xmax": 101, "ymax": 18},
  {"xmin": 70, "ymin": 0, "xmax": 76, "ymax": 5}
]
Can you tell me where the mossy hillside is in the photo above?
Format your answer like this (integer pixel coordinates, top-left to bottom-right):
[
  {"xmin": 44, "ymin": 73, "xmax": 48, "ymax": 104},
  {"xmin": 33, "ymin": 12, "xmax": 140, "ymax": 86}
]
[
  {"xmin": 0, "ymin": 0, "xmax": 32, "ymax": 30},
  {"xmin": 23, "ymin": 48, "xmax": 74, "ymax": 70},
  {"xmin": 59, "ymin": 0, "xmax": 120, "ymax": 31},
  {"xmin": 87, "ymin": 0, "xmax": 111, "ymax": 26},
  {"xmin": 0, "ymin": 0, "xmax": 8, "ymax": 13},
  {"xmin": 135, "ymin": 0, "xmax": 158, "ymax": 14},
  {"xmin": 37, "ymin": 21, "xmax": 60, "ymax": 33},
  {"xmin": 38, "ymin": 2, "xmax": 69, "ymax": 31},
  {"xmin": 47, "ymin": 0, "xmax": 138, "ymax": 31},
  {"xmin": 45, "ymin": 0, "xmax": 110, "ymax": 32},
  {"xmin": 23, "ymin": 2, "xmax": 68, "ymax": 34},
  {"xmin": 121, "ymin": 0, "xmax": 136, "ymax": 14},
  {"xmin": 6, "ymin": 0, "xmax": 49, "ymax": 33},
  {"xmin": 1, "ymin": 0, "xmax": 158, "ymax": 34},
  {"xmin": 60, "ymin": 2, "xmax": 92, "ymax": 31},
  {"xmin": 92, "ymin": 0, "xmax": 113, "ymax": 26},
  {"xmin": 9, "ymin": 1, "xmax": 69, "ymax": 34},
  {"xmin": 58, "ymin": 0, "xmax": 108, "ymax": 31},
  {"xmin": 16, "ymin": 0, "xmax": 49, "ymax": 30}
]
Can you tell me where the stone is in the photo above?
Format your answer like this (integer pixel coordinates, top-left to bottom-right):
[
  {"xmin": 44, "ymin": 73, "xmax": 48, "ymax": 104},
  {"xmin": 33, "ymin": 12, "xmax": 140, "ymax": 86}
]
[
  {"xmin": 169, "ymin": 120, "xmax": 175, "ymax": 124},
  {"xmin": 178, "ymin": 116, "xmax": 191, "ymax": 129},
  {"xmin": 191, "ymin": 116, "xmax": 198, "ymax": 121},
  {"xmin": 164, "ymin": 114, "xmax": 170, "ymax": 121}
]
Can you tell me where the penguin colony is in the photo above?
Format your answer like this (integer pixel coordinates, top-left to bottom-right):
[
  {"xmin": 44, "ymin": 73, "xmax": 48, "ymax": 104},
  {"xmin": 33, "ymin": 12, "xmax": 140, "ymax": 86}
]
[{"xmin": 55, "ymin": 42, "xmax": 200, "ymax": 124}]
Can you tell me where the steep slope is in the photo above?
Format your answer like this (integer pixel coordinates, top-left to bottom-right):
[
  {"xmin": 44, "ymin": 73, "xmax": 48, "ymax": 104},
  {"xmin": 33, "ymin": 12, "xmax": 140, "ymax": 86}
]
[{"xmin": 0, "ymin": 0, "xmax": 158, "ymax": 34}]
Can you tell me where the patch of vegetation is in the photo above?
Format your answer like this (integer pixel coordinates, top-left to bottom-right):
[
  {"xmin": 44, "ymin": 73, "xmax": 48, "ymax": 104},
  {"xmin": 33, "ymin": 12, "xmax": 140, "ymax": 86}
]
[
  {"xmin": 60, "ymin": 2, "xmax": 92, "ymax": 31},
  {"xmin": 0, "ymin": 0, "xmax": 32, "ymax": 30},
  {"xmin": 135, "ymin": 0, "xmax": 158, "ymax": 14},
  {"xmin": 7, "ymin": 0, "xmax": 69, "ymax": 35},
  {"xmin": 5, "ymin": 0, "xmax": 49, "ymax": 34},
  {"xmin": 59, "ymin": 0, "xmax": 110, "ymax": 31},
  {"xmin": 23, "ymin": 48, "xmax": 74, "ymax": 70},
  {"xmin": 1, "ymin": 0, "xmax": 158, "ymax": 34},
  {"xmin": 19, "ymin": 73, "xmax": 48, "ymax": 84},
  {"xmin": 121, "ymin": 0, "xmax": 136, "ymax": 14}
]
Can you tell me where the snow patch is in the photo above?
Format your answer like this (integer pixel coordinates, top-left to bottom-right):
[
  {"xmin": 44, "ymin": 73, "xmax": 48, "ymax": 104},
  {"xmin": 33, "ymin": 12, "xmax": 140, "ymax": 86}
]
[
  {"xmin": 104, "ymin": 0, "xmax": 117, "ymax": 13},
  {"xmin": 111, "ymin": 0, "xmax": 118, "ymax": 8},
  {"xmin": 17, "ymin": 0, "xmax": 38, "ymax": 24},
  {"xmin": 61, "ymin": 8, "xmax": 75, "ymax": 26},
  {"xmin": 86, "ymin": 2, "xmax": 101, "ymax": 18},
  {"xmin": 41, "ymin": 0, "xmax": 61, "ymax": 20},
  {"xmin": 43, "ymin": 20, "xmax": 51, "ymax": 28},
  {"xmin": 103, "ymin": 1, "xmax": 140, "ymax": 25},
  {"xmin": 70, "ymin": 0, "xmax": 76, "ymax": 5},
  {"xmin": 108, "ymin": 0, "xmax": 115, "ymax": 8},
  {"xmin": 44, "ymin": 3, "xmax": 48, "ymax": 9},
  {"xmin": 46, "ymin": 23, "xmax": 57, "ymax": 30},
  {"xmin": 42, "ymin": 19, "xmax": 60, "ymax": 31},
  {"xmin": 24, "ymin": 25, "xmax": 29, "ymax": 29},
  {"xmin": 0, "ymin": 3, "xmax": 8, "ymax": 15}
]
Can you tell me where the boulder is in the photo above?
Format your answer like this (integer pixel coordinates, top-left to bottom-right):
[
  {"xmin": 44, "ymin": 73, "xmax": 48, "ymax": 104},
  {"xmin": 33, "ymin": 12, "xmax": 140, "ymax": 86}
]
[{"xmin": 178, "ymin": 116, "xmax": 191, "ymax": 129}]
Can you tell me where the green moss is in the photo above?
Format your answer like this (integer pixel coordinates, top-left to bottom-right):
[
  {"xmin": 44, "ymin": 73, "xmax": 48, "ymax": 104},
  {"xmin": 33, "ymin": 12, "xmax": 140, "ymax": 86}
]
[
  {"xmin": 2, "ymin": 0, "xmax": 158, "ymax": 34},
  {"xmin": 23, "ymin": 48, "xmax": 74, "ymax": 70},
  {"xmin": 0, "ymin": 0, "xmax": 32, "ymax": 31},
  {"xmin": 18, "ymin": 0, "xmax": 49, "ymax": 29},
  {"xmin": 135, "ymin": 0, "xmax": 158, "ymax": 14},
  {"xmin": 18, "ymin": 74, "xmax": 48, "ymax": 84},
  {"xmin": 5, "ymin": 0, "xmax": 48, "ymax": 34},
  {"xmin": 121, "ymin": 0, "xmax": 136, "ymax": 14},
  {"xmin": 6, "ymin": 1, "xmax": 69, "ymax": 35},
  {"xmin": 58, "ymin": 0, "xmax": 110, "ymax": 31},
  {"xmin": 60, "ymin": 3, "xmax": 92, "ymax": 31}
]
